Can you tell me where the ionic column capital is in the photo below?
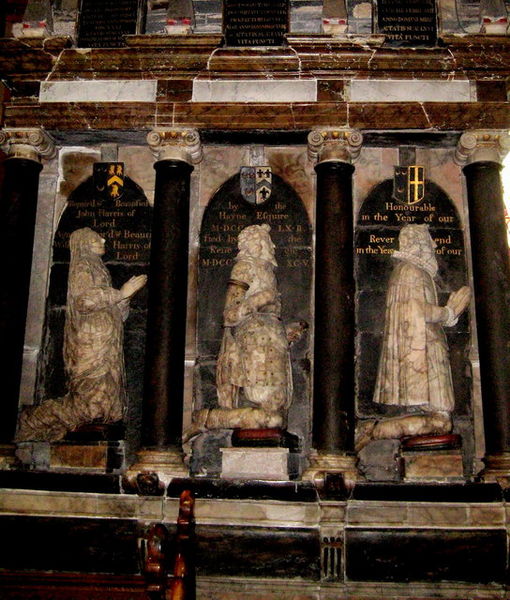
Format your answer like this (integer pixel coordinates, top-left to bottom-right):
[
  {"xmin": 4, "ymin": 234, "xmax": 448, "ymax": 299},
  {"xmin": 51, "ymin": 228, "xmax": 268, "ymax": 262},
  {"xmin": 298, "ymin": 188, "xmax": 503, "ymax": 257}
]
[
  {"xmin": 308, "ymin": 128, "xmax": 363, "ymax": 164},
  {"xmin": 0, "ymin": 128, "xmax": 56, "ymax": 163},
  {"xmin": 454, "ymin": 130, "xmax": 510, "ymax": 166},
  {"xmin": 147, "ymin": 128, "xmax": 203, "ymax": 165}
]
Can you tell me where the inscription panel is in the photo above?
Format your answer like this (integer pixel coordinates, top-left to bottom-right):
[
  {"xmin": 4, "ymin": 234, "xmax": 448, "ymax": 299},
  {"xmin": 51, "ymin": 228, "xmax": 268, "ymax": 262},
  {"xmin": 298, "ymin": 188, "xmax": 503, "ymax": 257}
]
[
  {"xmin": 77, "ymin": 0, "xmax": 142, "ymax": 48},
  {"xmin": 377, "ymin": 0, "xmax": 437, "ymax": 47},
  {"xmin": 224, "ymin": 0, "xmax": 289, "ymax": 46}
]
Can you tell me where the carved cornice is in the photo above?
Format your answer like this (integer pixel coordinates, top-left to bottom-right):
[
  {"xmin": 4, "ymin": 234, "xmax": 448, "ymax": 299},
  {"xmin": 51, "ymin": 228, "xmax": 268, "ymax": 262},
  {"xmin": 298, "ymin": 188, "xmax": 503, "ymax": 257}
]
[
  {"xmin": 454, "ymin": 130, "xmax": 510, "ymax": 166},
  {"xmin": 147, "ymin": 128, "xmax": 203, "ymax": 165},
  {"xmin": 308, "ymin": 128, "xmax": 363, "ymax": 164},
  {"xmin": 0, "ymin": 128, "xmax": 56, "ymax": 162}
]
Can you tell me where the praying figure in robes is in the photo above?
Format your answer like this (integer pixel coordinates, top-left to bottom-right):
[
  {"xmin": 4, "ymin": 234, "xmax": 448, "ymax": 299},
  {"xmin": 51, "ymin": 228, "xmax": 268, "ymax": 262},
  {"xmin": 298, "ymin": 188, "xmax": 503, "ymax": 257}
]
[
  {"xmin": 356, "ymin": 223, "xmax": 470, "ymax": 451},
  {"xmin": 17, "ymin": 227, "xmax": 147, "ymax": 442}
]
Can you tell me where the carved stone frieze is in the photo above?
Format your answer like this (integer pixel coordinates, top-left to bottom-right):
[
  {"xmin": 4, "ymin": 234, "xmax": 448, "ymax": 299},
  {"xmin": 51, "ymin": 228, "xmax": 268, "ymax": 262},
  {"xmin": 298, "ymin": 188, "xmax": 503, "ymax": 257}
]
[
  {"xmin": 147, "ymin": 128, "xmax": 202, "ymax": 165},
  {"xmin": 307, "ymin": 128, "xmax": 363, "ymax": 164},
  {"xmin": 0, "ymin": 127, "xmax": 56, "ymax": 162},
  {"xmin": 454, "ymin": 130, "xmax": 510, "ymax": 166}
]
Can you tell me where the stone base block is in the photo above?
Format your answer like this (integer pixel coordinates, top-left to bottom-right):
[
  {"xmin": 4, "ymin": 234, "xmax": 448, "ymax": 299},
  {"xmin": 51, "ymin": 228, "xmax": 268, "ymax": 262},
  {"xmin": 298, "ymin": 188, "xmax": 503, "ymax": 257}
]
[
  {"xmin": 221, "ymin": 447, "xmax": 289, "ymax": 480},
  {"xmin": 123, "ymin": 448, "xmax": 189, "ymax": 492},
  {"xmin": 302, "ymin": 451, "xmax": 361, "ymax": 489},
  {"xmin": 0, "ymin": 444, "xmax": 16, "ymax": 469},
  {"xmin": 402, "ymin": 450, "xmax": 464, "ymax": 482},
  {"xmin": 50, "ymin": 441, "xmax": 124, "ymax": 472},
  {"xmin": 481, "ymin": 452, "xmax": 510, "ymax": 487}
]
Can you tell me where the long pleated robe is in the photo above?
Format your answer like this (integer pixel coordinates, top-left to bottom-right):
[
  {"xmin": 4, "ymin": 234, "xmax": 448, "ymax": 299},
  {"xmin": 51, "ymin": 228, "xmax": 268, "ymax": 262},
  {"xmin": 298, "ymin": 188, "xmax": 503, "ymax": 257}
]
[
  {"xmin": 372, "ymin": 259, "xmax": 455, "ymax": 412},
  {"xmin": 17, "ymin": 231, "xmax": 128, "ymax": 442}
]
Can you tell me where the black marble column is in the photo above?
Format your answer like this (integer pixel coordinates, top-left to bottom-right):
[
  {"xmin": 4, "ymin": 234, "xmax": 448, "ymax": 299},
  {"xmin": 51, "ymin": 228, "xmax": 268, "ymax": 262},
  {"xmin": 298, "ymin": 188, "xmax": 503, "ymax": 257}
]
[
  {"xmin": 0, "ymin": 156, "xmax": 43, "ymax": 443},
  {"xmin": 313, "ymin": 159, "xmax": 356, "ymax": 455},
  {"xmin": 463, "ymin": 160, "xmax": 510, "ymax": 458},
  {"xmin": 142, "ymin": 159, "xmax": 193, "ymax": 449}
]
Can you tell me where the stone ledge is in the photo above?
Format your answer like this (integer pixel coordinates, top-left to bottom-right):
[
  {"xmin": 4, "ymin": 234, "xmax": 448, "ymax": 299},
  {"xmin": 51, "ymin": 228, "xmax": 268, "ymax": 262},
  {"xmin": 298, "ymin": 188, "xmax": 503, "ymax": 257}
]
[
  {"xmin": 197, "ymin": 576, "xmax": 507, "ymax": 599},
  {"xmin": 346, "ymin": 500, "xmax": 506, "ymax": 528},
  {"xmin": 1, "ymin": 488, "xmax": 507, "ymax": 529},
  {"xmin": 0, "ymin": 488, "xmax": 319, "ymax": 528}
]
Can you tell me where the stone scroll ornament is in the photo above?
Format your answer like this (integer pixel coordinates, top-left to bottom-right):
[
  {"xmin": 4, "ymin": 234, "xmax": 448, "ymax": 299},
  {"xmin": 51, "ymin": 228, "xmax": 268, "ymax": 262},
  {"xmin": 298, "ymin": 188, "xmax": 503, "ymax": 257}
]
[
  {"xmin": 184, "ymin": 224, "xmax": 307, "ymax": 440},
  {"xmin": 16, "ymin": 228, "xmax": 147, "ymax": 442},
  {"xmin": 356, "ymin": 224, "xmax": 470, "ymax": 451}
]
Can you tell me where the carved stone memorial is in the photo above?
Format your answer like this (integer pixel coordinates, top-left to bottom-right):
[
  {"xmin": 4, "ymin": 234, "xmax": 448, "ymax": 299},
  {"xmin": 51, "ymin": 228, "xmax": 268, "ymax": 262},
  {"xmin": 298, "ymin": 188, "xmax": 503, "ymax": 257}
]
[
  {"xmin": 17, "ymin": 227, "xmax": 147, "ymax": 442},
  {"xmin": 191, "ymin": 170, "xmax": 312, "ymax": 477},
  {"xmin": 224, "ymin": 0, "xmax": 289, "ymax": 46},
  {"xmin": 355, "ymin": 172, "xmax": 471, "ymax": 480},
  {"xmin": 357, "ymin": 223, "xmax": 470, "ymax": 450},
  {"xmin": 20, "ymin": 166, "xmax": 152, "ymax": 458}
]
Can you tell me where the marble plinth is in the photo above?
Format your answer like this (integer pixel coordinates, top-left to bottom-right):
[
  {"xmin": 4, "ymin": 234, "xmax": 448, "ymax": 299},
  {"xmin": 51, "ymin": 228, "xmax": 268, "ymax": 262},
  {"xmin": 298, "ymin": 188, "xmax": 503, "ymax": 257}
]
[
  {"xmin": 192, "ymin": 80, "xmax": 317, "ymax": 103},
  {"xmin": 50, "ymin": 441, "xmax": 124, "ymax": 472},
  {"xmin": 402, "ymin": 450, "xmax": 464, "ymax": 482},
  {"xmin": 40, "ymin": 80, "xmax": 158, "ymax": 103},
  {"xmin": 220, "ymin": 447, "xmax": 289, "ymax": 480}
]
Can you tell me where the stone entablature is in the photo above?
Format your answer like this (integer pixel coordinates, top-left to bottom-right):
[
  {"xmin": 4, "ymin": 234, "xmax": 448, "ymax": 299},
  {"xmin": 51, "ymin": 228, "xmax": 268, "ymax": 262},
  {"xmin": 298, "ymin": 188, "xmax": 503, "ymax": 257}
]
[
  {"xmin": 0, "ymin": 34, "xmax": 507, "ymax": 132},
  {"xmin": 1, "ymin": 35, "xmax": 509, "ymax": 87}
]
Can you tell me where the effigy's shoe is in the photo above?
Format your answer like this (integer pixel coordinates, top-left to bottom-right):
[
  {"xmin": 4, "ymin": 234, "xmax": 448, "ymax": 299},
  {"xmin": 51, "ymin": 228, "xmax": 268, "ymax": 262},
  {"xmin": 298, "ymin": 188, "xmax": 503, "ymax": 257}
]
[
  {"xmin": 355, "ymin": 419, "xmax": 377, "ymax": 452},
  {"xmin": 181, "ymin": 409, "xmax": 210, "ymax": 443}
]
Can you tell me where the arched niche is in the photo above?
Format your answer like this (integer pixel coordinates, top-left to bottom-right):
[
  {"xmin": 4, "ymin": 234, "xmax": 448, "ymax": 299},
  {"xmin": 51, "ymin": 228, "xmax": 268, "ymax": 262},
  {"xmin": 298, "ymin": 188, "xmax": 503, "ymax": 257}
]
[
  {"xmin": 355, "ymin": 178, "xmax": 471, "ymax": 422},
  {"xmin": 193, "ymin": 171, "xmax": 313, "ymax": 475},
  {"xmin": 35, "ymin": 172, "xmax": 152, "ymax": 452}
]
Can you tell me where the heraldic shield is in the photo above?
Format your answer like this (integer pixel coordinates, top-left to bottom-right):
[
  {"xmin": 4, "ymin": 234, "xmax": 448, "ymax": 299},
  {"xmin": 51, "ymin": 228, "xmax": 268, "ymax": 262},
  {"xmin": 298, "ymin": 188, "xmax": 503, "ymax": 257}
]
[
  {"xmin": 94, "ymin": 162, "xmax": 125, "ymax": 201},
  {"xmin": 240, "ymin": 166, "xmax": 272, "ymax": 205},
  {"xmin": 392, "ymin": 165, "xmax": 425, "ymax": 206}
]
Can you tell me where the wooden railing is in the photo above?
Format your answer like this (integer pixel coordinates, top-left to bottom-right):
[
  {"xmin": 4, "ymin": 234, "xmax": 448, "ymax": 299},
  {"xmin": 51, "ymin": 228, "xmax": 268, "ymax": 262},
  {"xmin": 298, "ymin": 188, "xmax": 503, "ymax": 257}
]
[
  {"xmin": 143, "ymin": 490, "xmax": 196, "ymax": 600},
  {"xmin": 0, "ymin": 490, "xmax": 196, "ymax": 600}
]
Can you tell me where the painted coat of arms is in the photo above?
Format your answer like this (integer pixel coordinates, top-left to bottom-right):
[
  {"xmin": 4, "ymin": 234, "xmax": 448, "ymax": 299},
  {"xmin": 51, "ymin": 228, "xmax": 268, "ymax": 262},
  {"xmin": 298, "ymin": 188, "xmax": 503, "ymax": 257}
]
[
  {"xmin": 240, "ymin": 166, "xmax": 272, "ymax": 205},
  {"xmin": 393, "ymin": 165, "xmax": 425, "ymax": 205},
  {"xmin": 94, "ymin": 162, "xmax": 125, "ymax": 201}
]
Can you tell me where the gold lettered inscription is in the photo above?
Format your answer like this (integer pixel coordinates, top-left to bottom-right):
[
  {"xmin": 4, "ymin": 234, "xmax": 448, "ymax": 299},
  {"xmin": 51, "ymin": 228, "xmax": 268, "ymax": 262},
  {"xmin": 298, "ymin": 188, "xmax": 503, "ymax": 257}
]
[
  {"xmin": 356, "ymin": 200, "xmax": 463, "ymax": 257},
  {"xmin": 54, "ymin": 196, "xmax": 150, "ymax": 262},
  {"xmin": 200, "ymin": 199, "xmax": 310, "ymax": 269}
]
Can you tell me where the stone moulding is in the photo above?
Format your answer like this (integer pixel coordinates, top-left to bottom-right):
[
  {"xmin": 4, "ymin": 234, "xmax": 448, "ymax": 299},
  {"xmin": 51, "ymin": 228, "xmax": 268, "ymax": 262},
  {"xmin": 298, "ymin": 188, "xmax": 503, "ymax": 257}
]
[{"xmin": 4, "ymin": 102, "xmax": 509, "ymax": 133}]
